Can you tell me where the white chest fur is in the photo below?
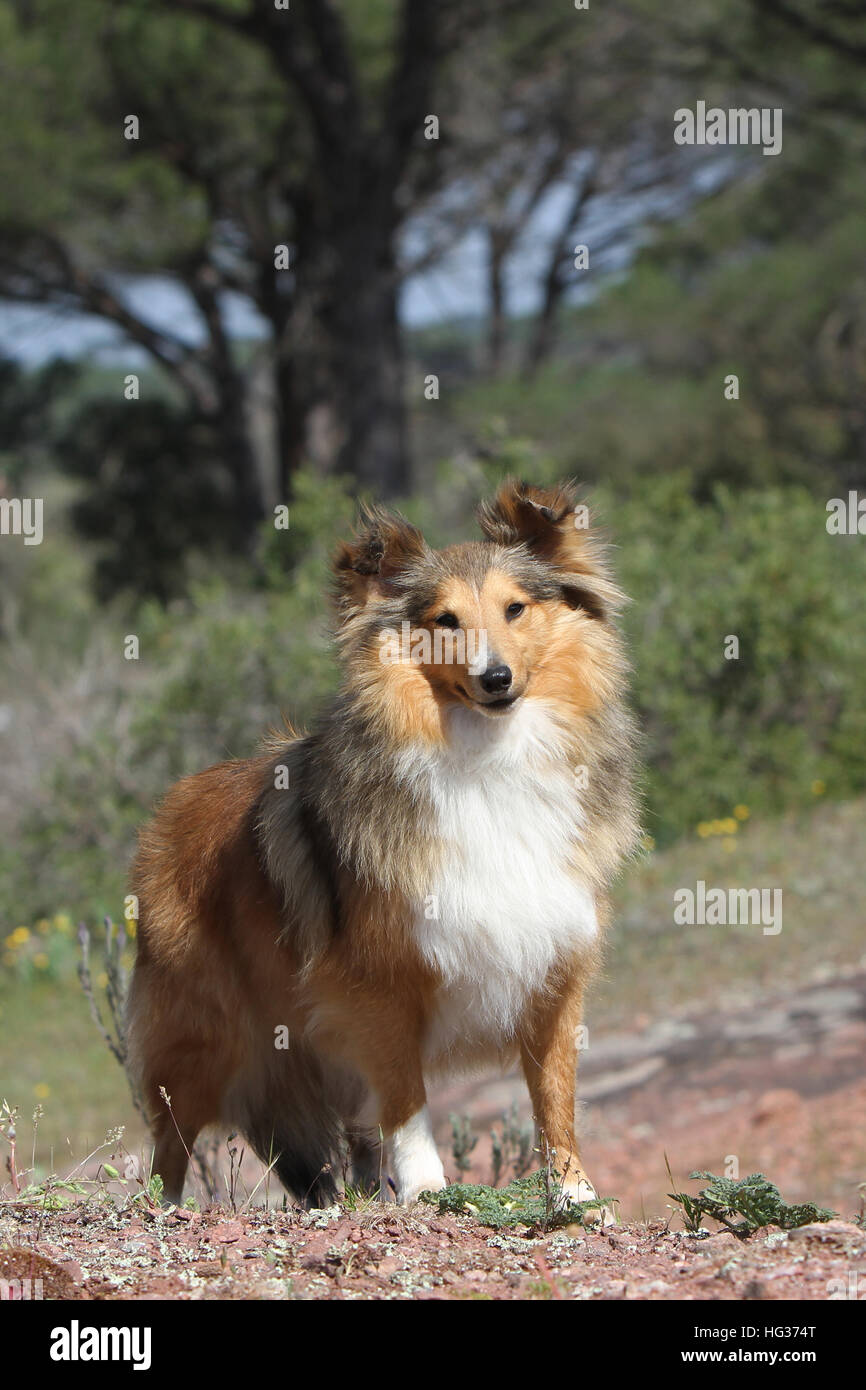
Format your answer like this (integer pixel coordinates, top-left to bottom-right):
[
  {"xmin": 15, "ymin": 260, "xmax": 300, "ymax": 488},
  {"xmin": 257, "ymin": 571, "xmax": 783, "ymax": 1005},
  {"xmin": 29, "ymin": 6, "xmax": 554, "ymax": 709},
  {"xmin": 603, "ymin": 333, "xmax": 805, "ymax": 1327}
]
[{"xmin": 397, "ymin": 700, "xmax": 598, "ymax": 1059}]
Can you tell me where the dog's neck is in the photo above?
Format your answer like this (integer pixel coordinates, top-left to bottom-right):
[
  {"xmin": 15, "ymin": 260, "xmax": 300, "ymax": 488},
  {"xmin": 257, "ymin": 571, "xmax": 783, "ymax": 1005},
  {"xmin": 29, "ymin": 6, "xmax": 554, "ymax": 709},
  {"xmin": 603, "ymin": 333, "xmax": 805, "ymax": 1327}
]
[{"xmin": 395, "ymin": 696, "xmax": 574, "ymax": 789}]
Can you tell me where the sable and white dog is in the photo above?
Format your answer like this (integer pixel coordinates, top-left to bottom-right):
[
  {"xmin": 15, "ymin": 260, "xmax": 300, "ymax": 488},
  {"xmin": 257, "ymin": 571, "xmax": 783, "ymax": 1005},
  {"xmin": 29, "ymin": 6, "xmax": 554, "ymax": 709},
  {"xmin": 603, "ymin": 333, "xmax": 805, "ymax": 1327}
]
[{"xmin": 127, "ymin": 480, "xmax": 639, "ymax": 1213}]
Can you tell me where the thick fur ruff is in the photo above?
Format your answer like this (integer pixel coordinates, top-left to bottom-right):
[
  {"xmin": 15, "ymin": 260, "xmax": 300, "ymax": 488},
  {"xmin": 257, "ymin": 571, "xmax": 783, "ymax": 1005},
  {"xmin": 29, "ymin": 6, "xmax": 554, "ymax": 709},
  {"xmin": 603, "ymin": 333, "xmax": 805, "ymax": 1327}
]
[{"xmin": 127, "ymin": 480, "xmax": 640, "ymax": 1207}]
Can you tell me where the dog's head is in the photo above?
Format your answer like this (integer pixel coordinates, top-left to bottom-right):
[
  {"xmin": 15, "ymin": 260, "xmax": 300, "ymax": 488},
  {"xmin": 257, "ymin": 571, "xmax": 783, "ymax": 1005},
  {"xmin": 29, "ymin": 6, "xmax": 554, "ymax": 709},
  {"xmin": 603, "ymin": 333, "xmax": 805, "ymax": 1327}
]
[{"xmin": 333, "ymin": 480, "xmax": 627, "ymax": 740}]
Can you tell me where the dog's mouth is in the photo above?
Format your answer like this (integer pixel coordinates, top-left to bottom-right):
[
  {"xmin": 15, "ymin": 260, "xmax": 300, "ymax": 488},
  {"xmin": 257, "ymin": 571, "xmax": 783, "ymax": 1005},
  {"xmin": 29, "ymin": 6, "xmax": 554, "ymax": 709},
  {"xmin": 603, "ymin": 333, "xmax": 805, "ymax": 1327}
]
[{"xmin": 456, "ymin": 684, "xmax": 522, "ymax": 714}]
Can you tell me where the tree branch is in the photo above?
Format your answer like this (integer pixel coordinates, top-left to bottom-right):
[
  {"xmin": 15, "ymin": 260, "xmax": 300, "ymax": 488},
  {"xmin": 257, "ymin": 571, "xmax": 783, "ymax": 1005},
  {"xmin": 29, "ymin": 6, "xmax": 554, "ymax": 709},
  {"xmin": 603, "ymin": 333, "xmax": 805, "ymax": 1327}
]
[
  {"xmin": 377, "ymin": 0, "xmax": 440, "ymax": 205},
  {"xmin": 159, "ymin": 0, "xmax": 254, "ymax": 37},
  {"xmin": 0, "ymin": 231, "xmax": 220, "ymax": 412},
  {"xmin": 756, "ymin": 0, "xmax": 866, "ymax": 64}
]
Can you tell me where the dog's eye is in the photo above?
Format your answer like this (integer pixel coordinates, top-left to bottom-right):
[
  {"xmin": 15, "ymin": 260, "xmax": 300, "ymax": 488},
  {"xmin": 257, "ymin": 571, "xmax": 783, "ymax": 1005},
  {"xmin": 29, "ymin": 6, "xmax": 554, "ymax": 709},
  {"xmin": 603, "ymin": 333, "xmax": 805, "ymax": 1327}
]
[
  {"xmin": 435, "ymin": 611, "xmax": 460, "ymax": 629},
  {"xmin": 505, "ymin": 602, "xmax": 525, "ymax": 621}
]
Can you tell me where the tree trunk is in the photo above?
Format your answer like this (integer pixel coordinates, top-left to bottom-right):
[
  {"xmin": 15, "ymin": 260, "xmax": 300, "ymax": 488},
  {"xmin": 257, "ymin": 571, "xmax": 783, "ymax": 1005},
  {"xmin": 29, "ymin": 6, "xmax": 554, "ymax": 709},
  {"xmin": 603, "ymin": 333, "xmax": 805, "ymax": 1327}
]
[
  {"xmin": 524, "ymin": 256, "xmax": 567, "ymax": 376},
  {"xmin": 217, "ymin": 391, "xmax": 268, "ymax": 548},
  {"xmin": 524, "ymin": 162, "xmax": 598, "ymax": 378},
  {"xmin": 486, "ymin": 231, "xmax": 509, "ymax": 375},
  {"xmin": 289, "ymin": 225, "xmax": 411, "ymax": 497},
  {"xmin": 331, "ymin": 270, "xmax": 409, "ymax": 495}
]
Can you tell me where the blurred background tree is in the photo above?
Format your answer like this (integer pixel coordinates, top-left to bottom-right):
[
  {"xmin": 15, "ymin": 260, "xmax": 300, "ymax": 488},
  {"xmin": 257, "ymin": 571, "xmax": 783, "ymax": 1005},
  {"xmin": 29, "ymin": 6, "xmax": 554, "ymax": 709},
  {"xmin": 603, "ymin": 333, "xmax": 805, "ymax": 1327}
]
[
  {"xmin": 0, "ymin": 0, "xmax": 779, "ymax": 533},
  {"xmin": 0, "ymin": 0, "xmax": 865, "ymax": 919}
]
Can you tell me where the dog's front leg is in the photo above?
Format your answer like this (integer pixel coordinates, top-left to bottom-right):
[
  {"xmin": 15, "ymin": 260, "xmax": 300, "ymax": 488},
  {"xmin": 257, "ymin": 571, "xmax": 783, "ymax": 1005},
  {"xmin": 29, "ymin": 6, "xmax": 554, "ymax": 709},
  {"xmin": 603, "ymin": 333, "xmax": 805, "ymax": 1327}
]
[
  {"xmin": 356, "ymin": 1063, "xmax": 445, "ymax": 1204},
  {"xmin": 324, "ymin": 977, "xmax": 447, "ymax": 1204},
  {"xmin": 519, "ymin": 958, "xmax": 614, "ymax": 1223},
  {"xmin": 385, "ymin": 1099, "xmax": 446, "ymax": 1205}
]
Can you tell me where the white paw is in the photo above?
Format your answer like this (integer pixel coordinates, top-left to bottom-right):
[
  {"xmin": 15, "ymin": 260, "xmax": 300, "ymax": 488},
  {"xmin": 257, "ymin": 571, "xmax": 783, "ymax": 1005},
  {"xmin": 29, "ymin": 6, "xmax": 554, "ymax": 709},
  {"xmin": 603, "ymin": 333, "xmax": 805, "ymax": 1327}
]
[
  {"xmin": 562, "ymin": 1175, "xmax": 617, "ymax": 1227},
  {"xmin": 388, "ymin": 1106, "xmax": 447, "ymax": 1205},
  {"xmin": 396, "ymin": 1165, "xmax": 447, "ymax": 1206}
]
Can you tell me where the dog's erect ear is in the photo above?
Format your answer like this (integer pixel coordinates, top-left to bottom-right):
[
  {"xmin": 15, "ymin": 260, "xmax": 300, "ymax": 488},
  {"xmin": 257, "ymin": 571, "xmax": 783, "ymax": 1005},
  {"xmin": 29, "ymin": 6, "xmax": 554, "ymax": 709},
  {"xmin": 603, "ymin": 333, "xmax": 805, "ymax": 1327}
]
[
  {"xmin": 477, "ymin": 479, "xmax": 580, "ymax": 557},
  {"xmin": 477, "ymin": 478, "xmax": 625, "ymax": 619},
  {"xmin": 334, "ymin": 503, "xmax": 428, "ymax": 610}
]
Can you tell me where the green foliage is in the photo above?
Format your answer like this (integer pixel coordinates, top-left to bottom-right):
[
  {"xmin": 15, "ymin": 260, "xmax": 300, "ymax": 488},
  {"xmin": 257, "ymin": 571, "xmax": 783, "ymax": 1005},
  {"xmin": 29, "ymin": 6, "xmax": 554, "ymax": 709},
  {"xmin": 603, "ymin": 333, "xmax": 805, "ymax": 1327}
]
[
  {"xmin": 58, "ymin": 398, "xmax": 248, "ymax": 602},
  {"xmin": 448, "ymin": 1114, "xmax": 478, "ymax": 1177},
  {"xmin": 3, "ymin": 466, "xmax": 866, "ymax": 926},
  {"xmin": 443, "ymin": 78, "xmax": 866, "ymax": 504},
  {"xmin": 137, "ymin": 1173, "xmax": 164, "ymax": 1210},
  {"xmin": 420, "ymin": 1170, "xmax": 611, "ymax": 1232},
  {"xmin": 11, "ymin": 1178, "xmax": 89, "ymax": 1210},
  {"xmin": 490, "ymin": 1104, "xmax": 534, "ymax": 1186},
  {"xmin": 611, "ymin": 478, "xmax": 866, "ymax": 844},
  {"xmin": 258, "ymin": 468, "xmax": 357, "ymax": 584},
  {"xmin": 0, "ymin": 467, "xmax": 347, "ymax": 927},
  {"xmin": 668, "ymin": 1171, "xmax": 836, "ymax": 1239},
  {"xmin": 0, "ymin": 356, "xmax": 80, "ymax": 487}
]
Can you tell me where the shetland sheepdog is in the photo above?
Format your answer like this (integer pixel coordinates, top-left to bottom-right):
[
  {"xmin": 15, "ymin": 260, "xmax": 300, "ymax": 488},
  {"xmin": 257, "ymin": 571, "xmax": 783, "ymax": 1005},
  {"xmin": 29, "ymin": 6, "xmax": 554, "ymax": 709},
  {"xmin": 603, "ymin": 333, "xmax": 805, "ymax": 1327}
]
[{"xmin": 127, "ymin": 479, "xmax": 639, "ymax": 1214}]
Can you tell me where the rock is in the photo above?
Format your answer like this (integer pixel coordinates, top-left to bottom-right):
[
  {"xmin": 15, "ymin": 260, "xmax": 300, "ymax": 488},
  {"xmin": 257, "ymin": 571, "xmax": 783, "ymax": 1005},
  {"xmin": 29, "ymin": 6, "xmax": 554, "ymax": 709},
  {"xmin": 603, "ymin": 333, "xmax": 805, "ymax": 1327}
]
[
  {"xmin": 751, "ymin": 1088, "xmax": 803, "ymax": 1123},
  {"xmin": 786, "ymin": 1220, "xmax": 865, "ymax": 1244},
  {"xmin": 210, "ymin": 1223, "xmax": 243, "ymax": 1243}
]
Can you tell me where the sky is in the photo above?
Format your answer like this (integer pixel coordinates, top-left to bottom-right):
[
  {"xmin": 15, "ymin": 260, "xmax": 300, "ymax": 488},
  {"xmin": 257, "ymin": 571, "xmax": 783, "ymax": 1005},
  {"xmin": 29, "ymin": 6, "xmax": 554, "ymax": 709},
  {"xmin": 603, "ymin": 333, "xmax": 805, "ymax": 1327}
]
[{"xmin": 0, "ymin": 156, "xmax": 733, "ymax": 368}]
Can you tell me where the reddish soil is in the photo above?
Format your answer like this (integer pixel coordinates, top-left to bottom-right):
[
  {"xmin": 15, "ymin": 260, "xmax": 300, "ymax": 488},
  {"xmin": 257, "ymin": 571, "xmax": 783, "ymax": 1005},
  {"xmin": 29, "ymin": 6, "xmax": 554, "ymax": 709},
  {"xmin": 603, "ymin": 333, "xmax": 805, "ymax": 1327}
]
[
  {"xmin": 434, "ymin": 967, "xmax": 866, "ymax": 1224},
  {"xmin": 3, "ymin": 1203, "xmax": 865, "ymax": 1302},
  {"xmin": 2, "ymin": 969, "xmax": 864, "ymax": 1300}
]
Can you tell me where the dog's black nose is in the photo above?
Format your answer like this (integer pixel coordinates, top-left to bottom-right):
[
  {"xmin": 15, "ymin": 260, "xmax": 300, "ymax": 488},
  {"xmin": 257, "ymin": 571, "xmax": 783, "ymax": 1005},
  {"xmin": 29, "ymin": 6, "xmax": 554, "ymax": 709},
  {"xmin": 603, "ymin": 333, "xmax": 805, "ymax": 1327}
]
[{"xmin": 480, "ymin": 663, "xmax": 513, "ymax": 695}]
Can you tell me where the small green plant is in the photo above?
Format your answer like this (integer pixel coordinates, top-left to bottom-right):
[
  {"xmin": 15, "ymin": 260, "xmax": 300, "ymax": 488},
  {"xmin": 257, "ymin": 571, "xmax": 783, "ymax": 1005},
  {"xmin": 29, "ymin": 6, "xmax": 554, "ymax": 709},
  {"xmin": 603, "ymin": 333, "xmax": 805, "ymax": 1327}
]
[
  {"xmin": 132, "ymin": 1172, "xmax": 164, "ymax": 1212},
  {"xmin": 449, "ymin": 1113, "xmax": 478, "ymax": 1177},
  {"xmin": 420, "ymin": 1169, "xmax": 612, "ymax": 1232},
  {"xmin": 667, "ymin": 1169, "xmax": 837, "ymax": 1239},
  {"xmin": 77, "ymin": 917, "xmax": 141, "ymax": 1110},
  {"xmin": 490, "ymin": 1104, "xmax": 534, "ymax": 1185},
  {"xmin": 0, "ymin": 1100, "xmax": 21, "ymax": 1192},
  {"xmin": 12, "ymin": 1176, "xmax": 90, "ymax": 1210}
]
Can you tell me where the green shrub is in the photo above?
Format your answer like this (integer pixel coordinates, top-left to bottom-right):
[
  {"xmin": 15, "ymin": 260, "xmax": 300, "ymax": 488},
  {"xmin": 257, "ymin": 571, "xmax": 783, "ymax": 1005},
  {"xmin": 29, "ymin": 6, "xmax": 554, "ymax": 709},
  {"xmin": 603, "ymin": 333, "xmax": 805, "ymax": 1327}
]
[
  {"xmin": 2, "ymin": 467, "xmax": 866, "ymax": 928},
  {"xmin": 668, "ymin": 1170, "xmax": 836, "ymax": 1238},
  {"xmin": 610, "ymin": 476, "xmax": 866, "ymax": 843}
]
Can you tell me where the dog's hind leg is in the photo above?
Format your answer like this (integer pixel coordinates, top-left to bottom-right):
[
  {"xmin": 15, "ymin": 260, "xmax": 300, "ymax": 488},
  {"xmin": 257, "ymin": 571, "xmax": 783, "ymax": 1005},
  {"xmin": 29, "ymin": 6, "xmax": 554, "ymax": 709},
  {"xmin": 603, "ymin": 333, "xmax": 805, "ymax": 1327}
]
[
  {"xmin": 151, "ymin": 1117, "xmax": 195, "ymax": 1207},
  {"xmin": 271, "ymin": 1143, "xmax": 339, "ymax": 1209},
  {"xmin": 235, "ymin": 1043, "xmax": 359, "ymax": 1209},
  {"xmin": 347, "ymin": 1130, "xmax": 383, "ymax": 1197},
  {"xmin": 141, "ymin": 1060, "xmax": 222, "ymax": 1206}
]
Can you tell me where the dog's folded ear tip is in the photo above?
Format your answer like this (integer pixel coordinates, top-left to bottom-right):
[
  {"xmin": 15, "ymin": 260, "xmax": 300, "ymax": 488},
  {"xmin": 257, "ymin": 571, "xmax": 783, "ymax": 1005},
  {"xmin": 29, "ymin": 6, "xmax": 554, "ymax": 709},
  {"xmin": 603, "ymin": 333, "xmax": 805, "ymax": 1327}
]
[
  {"xmin": 333, "ymin": 507, "xmax": 427, "ymax": 597},
  {"xmin": 477, "ymin": 477, "xmax": 584, "ymax": 542}
]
